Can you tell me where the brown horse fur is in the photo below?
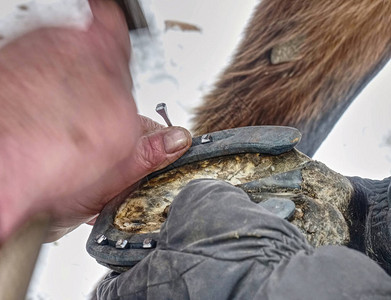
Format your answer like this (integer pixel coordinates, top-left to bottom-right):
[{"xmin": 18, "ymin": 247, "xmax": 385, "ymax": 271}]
[{"xmin": 192, "ymin": 0, "xmax": 391, "ymax": 156}]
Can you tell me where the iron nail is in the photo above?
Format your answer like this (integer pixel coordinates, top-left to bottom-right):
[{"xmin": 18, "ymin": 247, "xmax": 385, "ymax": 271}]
[
  {"xmin": 116, "ymin": 239, "xmax": 128, "ymax": 249},
  {"xmin": 142, "ymin": 238, "xmax": 155, "ymax": 249},
  {"xmin": 95, "ymin": 234, "xmax": 108, "ymax": 245},
  {"xmin": 201, "ymin": 134, "xmax": 213, "ymax": 144},
  {"xmin": 156, "ymin": 103, "xmax": 173, "ymax": 126}
]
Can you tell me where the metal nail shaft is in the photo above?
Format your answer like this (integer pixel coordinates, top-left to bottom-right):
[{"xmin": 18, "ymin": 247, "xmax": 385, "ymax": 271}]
[{"xmin": 155, "ymin": 103, "xmax": 173, "ymax": 126}]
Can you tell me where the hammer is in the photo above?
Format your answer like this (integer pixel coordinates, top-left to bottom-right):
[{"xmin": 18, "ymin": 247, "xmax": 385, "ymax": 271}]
[{"xmin": 113, "ymin": 0, "xmax": 148, "ymax": 31}]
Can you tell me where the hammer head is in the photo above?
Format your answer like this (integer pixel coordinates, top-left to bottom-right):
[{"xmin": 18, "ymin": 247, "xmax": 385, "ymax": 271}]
[{"xmin": 114, "ymin": 0, "xmax": 148, "ymax": 31}]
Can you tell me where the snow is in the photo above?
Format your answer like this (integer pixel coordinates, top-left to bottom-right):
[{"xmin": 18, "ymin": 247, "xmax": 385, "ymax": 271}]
[
  {"xmin": 0, "ymin": 0, "xmax": 91, "ymax": 48},
  {"xmin": 131, "ymin": 0, "xmax": 258, "ymax": 129},
  {"xmin": 0, "ymin": 0, "xmax": 389, "ymax": 299}
]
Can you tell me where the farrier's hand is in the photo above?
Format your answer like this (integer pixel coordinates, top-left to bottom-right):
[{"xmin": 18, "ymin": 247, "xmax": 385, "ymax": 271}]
[{"xmin": 0, "ymin": 0, "xmax": 191, "ymax": 243}]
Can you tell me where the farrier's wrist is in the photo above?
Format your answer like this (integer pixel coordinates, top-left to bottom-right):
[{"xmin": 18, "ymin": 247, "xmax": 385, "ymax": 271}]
[
  {"xmin": 0, "ymin": 137, "xmax": 29, "ymax": 243},
  {"xmin": 0, "ymin": 132, "xmax": 50, "ymax": 244}
]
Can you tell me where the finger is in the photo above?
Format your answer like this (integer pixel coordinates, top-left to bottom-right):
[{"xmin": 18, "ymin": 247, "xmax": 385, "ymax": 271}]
[
  {"xmin": 86, "ymin": 215, "xmax": 99, "ymax": 226},
  {"xmin": 138, "ymin": 115, "xmax": 165, "ymax": 135},
  {"xmin": 89, "ymin": 0, "xmax": 127, "ymax": 36},
  {"xmin": 123, "ymin": 126, "xmax": 192, "ymax": 182},
  {"xmin": 88, "ymin": 0, "xmax": 130, "ymax": 59}
]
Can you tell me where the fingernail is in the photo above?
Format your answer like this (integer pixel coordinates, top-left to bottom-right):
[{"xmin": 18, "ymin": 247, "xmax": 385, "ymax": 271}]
[{"xmin": 163, "ymin": 128, "xmax": 189, "ymax": 154}]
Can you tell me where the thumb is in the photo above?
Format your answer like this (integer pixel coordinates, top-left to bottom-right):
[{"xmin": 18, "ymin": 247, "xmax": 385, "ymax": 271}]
[
  {"xmin": 124, "ymin": 126, "xmax": 192, "ymax": 182},
  {"xmin": 82, "ymin": 126, "xmax": 191, "ymax": 221}
]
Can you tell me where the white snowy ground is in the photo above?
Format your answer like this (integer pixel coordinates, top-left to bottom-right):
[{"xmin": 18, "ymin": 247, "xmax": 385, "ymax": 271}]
[{"xmin": 0, "ymin": 1, "xmax": 390, "ymax": 299}]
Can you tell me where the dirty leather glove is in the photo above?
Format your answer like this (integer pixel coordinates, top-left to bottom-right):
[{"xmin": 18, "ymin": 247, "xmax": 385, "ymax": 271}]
[{"xmin": 347, "ymin": 176, "xmax": 391, "ymax": 274}]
